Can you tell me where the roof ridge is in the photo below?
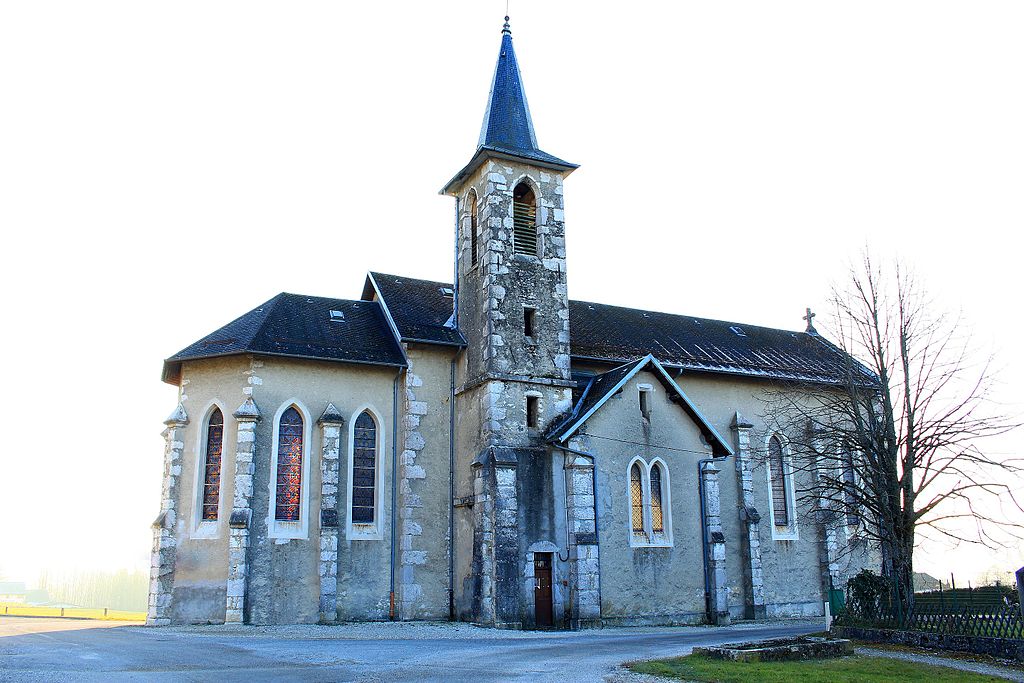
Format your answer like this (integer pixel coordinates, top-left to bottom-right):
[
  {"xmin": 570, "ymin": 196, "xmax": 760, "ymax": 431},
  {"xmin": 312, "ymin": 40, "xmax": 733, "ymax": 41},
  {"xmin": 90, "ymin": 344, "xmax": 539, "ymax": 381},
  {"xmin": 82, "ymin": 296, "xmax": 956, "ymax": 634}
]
[
  {"xmin": 571, "ymin": 298, "xmax": 808, "ymax": 337},
  {"xmin": 366, "ymin": 272, "xmax": 817, "ymax": 339}
]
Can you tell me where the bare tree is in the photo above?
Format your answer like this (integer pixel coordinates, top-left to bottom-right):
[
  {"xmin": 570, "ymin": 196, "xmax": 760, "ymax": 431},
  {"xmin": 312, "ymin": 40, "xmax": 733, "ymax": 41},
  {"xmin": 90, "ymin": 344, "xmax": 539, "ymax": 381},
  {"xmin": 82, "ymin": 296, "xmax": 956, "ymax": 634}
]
[{"xmin": 762, "ymin": 252, "xmax": 1021, "ymax": 612}]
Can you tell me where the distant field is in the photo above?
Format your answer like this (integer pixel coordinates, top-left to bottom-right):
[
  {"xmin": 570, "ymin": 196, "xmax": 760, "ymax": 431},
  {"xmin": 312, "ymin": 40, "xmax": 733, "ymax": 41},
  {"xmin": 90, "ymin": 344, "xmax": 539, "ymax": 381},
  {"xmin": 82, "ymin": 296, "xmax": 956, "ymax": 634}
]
[{"xmin": 0, "ymin": 603, "xmax": 145, "ymax": 621}]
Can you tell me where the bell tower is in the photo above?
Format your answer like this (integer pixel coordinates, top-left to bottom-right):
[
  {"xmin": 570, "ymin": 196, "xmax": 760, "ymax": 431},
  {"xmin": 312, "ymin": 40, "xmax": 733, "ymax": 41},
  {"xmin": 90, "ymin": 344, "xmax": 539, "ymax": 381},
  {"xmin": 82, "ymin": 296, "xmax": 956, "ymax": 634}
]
[{"xmin": 443, "ymin": 17, "xmax": 579, "ymax": 627}]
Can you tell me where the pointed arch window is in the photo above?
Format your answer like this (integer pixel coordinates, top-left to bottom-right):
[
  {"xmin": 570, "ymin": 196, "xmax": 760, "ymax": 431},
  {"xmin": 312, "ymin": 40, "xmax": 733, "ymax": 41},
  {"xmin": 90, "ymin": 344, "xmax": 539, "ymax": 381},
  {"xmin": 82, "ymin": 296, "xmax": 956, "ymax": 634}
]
[
  {"xmin": 275, "ymin": 407, "xmax": 303, "ymax": 522},
  {"xmin": 842, "ymin": 445, "xmax": 860, "ymax": 527},
  {"xmin": 628, "ymin": 458, "xmax": 673, "ymax": 546},
  {"xmin": 512, "ymin": 182, "xmax": 537, "ymax": 256},
  {"xmin": 352, "ymin": 411, "xmax": 377, "ymax": 525},
  {"xmin": 201, "ymin": 408, "xmax": 224, "ymax": 522},
  {"xmin": 650, "ymin": 463, "xmax": 664, "ymax": 533},
  {"xmin": 630, "ymin": 463, "xmax": 644, "ymax": 534},
  {"xmin": 767, "ymin": 434, "xmax": 796, "ymax": 538},
  {"xmin": 468, "ymin": 189, "xmax": 479, "ymax": 267}
]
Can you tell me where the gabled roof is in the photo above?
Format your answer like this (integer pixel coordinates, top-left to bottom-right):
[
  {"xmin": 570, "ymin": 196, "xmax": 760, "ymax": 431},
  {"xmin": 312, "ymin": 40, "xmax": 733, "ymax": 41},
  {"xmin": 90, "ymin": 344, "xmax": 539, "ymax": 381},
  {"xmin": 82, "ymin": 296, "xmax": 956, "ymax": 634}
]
[
  {"xmin": 569, "ymin": 300, "xmax": 875, "ymax": 385},
  {"xmin": 442, "ymin": 20, "xmax": 577, "ymax": 194},
  {"xmin": 365, "ymin": 273, "xmax": 874, "ymax": 386},
  {"xmin": 547, "ymin": 355, "xmax": 733, "ymax": 457},
  {"xmin": 362, "ymin": 272, "xmax": 466, "ymax": 347},
  {"xmin": 162, "ymin": 293, "xmax": 407, "ymax": 384}
]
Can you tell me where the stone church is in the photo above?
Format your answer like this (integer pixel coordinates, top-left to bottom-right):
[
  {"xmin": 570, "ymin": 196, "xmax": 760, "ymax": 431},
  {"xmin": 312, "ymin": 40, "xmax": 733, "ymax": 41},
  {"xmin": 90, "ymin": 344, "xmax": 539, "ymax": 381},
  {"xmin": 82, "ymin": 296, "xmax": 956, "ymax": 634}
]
[{"xmin": 148, "ymin": 19, "xmax": 877, "ymax": 628}]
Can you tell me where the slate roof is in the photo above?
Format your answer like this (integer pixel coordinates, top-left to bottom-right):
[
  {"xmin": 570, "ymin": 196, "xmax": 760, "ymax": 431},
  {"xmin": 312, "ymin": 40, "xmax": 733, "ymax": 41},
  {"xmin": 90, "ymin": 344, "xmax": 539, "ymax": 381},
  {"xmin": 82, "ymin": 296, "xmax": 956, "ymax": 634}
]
[
  {"xmin": 442, "ymin": 22, "xmax": 576, "ymax": 194},
  {"xmin": 162, "ymin": 293, "xmax": 407, "ymax": 383},
  {"xmin": 363, "ymin": 272, "xmax": 467, "ymax": 347},
  {"xmin": 363, "ymin": 274, "xmax": 874, "ymax": 387},
  {"xmin": 569, "ymin": 300, "xmax": 874, "ymax": 385}
]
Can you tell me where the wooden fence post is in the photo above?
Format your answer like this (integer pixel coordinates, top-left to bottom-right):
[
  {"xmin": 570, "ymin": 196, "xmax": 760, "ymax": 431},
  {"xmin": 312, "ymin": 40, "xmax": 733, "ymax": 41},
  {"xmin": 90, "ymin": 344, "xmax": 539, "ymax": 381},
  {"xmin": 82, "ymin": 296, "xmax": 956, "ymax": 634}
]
[{"xmin": 1015, "ymin": 566, "xmax": 1024, "ymax": 619}]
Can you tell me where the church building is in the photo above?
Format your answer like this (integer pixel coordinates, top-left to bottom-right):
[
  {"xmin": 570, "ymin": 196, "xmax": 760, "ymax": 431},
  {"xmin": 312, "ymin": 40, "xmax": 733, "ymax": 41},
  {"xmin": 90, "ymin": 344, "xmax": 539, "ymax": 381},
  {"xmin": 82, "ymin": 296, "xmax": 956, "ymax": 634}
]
[{"xmin": 148, "ymin": 18, "xmax": 877, "ymax": 628}]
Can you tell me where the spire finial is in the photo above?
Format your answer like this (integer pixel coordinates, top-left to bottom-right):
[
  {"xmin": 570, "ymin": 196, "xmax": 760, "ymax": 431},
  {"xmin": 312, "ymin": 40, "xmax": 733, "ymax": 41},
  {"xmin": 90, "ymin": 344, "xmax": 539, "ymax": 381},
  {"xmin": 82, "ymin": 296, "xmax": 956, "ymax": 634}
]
[{"xmin": 502, "ymin": 15, "xmax": 511, "ymax": 36}]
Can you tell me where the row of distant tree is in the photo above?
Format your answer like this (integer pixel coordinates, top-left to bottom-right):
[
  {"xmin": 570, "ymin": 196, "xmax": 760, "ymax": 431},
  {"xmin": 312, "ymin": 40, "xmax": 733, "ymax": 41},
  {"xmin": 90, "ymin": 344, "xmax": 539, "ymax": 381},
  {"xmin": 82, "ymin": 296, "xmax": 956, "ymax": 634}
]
[{"xmin": 37, "ymin": 569, "xmax": 148, "ymax": 611}]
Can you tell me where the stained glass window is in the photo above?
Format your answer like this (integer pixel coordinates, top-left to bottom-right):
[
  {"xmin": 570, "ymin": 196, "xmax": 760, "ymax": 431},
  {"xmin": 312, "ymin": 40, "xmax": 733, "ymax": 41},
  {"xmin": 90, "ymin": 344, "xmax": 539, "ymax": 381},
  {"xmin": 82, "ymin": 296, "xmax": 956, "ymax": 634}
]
[
  {"xmin": 650, "ymin": 464, "xmax": 664, "ymax": 533},
  {"xmin": 352, "ymin": 411, "xmax": 377, "ymax": 524},
  {"xmin": 201, "ymin": 408, "xmax": 223, "ymax": 521},
  {"xmin": 275, "ymin": 407, "xmax": 303, "ymax": 522},
  {"xmin": 769, "ymin": 435, "xmax": 789, "ymax": 526},
  {"xmin": 630, "ymin": 463, "xmax": 644, "ymax": 534}
]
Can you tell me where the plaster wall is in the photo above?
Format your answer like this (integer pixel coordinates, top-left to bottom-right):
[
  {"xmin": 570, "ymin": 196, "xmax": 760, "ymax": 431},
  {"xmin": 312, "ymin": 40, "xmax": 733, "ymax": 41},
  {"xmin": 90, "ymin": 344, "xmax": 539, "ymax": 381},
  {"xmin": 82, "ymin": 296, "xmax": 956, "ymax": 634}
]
[
  {"xmin": 398, "ymin": 344, "xmax": 459, "ymax": 619},
  {"xmin": 170, "ymin": 354, "xmax": 418, "ymax": 624},
  {"xmin": 168, "ymin": 355, "xmax": 247, "ymax": 624},
  {"xmin": 573, "ymin": 370, "xmax": 712, "ymax": 623}
]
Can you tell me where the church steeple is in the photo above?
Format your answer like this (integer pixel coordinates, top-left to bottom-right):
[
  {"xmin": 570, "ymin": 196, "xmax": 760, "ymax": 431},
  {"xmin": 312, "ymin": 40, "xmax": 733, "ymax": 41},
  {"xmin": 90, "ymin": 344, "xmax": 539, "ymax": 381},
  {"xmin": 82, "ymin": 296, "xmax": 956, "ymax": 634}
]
[{"xmin": 442, "ymin": 17, "xmax": 576, "ymax": 194}]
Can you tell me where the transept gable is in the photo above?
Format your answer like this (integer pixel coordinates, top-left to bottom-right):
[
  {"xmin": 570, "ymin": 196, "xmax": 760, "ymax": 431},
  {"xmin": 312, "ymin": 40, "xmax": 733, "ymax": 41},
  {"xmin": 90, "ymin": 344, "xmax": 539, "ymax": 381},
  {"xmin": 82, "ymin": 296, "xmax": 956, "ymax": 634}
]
[{"xmin": 546, "ymin": 354, "xmax": 733, "ymax": 457}]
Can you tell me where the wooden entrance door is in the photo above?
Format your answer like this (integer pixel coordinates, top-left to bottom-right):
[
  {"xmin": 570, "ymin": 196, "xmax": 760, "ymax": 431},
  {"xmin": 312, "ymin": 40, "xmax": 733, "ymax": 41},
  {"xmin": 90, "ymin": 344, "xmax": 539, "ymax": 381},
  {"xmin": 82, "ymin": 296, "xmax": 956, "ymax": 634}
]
[{"xmin": 534, "ymin": 553, "xmax": 553, "ymax": 627}]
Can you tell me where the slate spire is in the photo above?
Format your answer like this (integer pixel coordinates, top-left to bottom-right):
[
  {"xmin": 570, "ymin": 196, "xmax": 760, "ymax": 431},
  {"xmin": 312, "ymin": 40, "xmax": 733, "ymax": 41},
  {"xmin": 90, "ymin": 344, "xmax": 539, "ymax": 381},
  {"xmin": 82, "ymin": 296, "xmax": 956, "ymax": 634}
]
[
  {"xmin": 478, "ymin": 17, "xmax": 539, "ymax": 155},
  {"xmin": 441, "ymin": 16, "xmax": 577, "ymax": 194}
]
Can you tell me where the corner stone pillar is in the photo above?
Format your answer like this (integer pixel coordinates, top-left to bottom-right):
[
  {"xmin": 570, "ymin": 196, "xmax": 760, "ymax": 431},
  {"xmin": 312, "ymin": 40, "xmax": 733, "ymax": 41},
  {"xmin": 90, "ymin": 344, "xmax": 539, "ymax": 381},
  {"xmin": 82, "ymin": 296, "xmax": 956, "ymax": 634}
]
[
  {"xmin": 731, "ymin": 412, "xmax": 766, "ymax": 619},
  {"xmin": 470, "ymin": 447, "xmax": 520, "ymax": 628},
  {"xmin": 564, "ymin": 451, "xmax": 601, "ymax": 626},
  {"xmin": 701, "ymin": 459, "xmax": 730, "ymax": 625},
  {"xmin": 811, "ymin": 424, "xmax": 842, "ymax": 592},
  {"xmin": 226, "ymin": 397, "xmax": 260, "ymax": 624},
  {"xmin": 493, "ymin": 460, "xmax": 520, "ymax": 627},
  {"xmin": 147, "ymin": 403, "xmax": 189, "ymax": 626},
  {"xmin": 317, "ymin": 403, "xmax": 344, "ymax": 623}
]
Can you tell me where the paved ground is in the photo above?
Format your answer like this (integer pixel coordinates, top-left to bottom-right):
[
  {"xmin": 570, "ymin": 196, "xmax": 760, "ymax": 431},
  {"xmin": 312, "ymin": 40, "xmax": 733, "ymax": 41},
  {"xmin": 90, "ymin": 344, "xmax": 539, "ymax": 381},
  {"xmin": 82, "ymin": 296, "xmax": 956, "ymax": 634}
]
[{"xmin": 0, "ymin": 616, "xmax": 823, "ymax": 682}]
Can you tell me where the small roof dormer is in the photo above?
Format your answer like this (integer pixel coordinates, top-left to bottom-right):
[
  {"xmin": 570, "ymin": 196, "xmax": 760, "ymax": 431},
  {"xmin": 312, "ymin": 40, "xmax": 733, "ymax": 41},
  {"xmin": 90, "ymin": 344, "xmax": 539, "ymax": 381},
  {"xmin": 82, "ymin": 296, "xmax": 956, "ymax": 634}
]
[{"xmin": 442, "ymin": 17, "xmax": 577, "ymax": 195}]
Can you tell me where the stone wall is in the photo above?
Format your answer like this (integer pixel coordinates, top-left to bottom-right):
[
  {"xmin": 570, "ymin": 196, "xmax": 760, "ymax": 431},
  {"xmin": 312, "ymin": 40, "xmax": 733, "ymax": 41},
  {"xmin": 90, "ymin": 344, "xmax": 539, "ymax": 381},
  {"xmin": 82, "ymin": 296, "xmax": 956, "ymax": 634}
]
[{"xmin": 835, "ymin": 625, "xmax": 1024, "ymax": 662}]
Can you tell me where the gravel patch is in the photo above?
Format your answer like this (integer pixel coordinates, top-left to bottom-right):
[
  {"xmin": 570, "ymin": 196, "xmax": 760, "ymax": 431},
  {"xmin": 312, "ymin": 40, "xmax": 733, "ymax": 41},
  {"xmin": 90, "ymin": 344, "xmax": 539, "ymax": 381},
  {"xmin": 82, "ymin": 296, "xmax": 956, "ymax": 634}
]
[
  {"xmin": 137, "ymin": 618, "xmax": 824, "ymax": 642},
  {"xmin": 857, "ymin": 646, "xmax": 1024, "ymax": 682}
]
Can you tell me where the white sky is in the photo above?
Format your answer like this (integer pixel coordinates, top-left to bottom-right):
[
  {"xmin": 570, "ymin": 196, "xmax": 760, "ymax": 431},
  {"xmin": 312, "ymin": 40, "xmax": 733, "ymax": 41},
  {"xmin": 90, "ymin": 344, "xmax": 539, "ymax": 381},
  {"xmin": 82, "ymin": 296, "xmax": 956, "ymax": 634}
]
[{"xmin": 1, "ymin": 1, "xmax": 1021, "ymax": 585}]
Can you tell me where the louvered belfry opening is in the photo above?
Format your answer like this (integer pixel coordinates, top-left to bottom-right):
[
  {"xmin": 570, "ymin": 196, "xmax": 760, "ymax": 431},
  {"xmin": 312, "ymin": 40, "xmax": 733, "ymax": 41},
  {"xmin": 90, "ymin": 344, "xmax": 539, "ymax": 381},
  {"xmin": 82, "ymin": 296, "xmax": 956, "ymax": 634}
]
[
  {"xmin": 468, "ymin": 190, "xmax": 479, "ymax": 267},
  {"xmin": 768, "ymin": 435, "xmax": 789, "ymax": 526},
  {"xmin": 512, "ymin": 182, "xmax": 537, "ymax": 256}
]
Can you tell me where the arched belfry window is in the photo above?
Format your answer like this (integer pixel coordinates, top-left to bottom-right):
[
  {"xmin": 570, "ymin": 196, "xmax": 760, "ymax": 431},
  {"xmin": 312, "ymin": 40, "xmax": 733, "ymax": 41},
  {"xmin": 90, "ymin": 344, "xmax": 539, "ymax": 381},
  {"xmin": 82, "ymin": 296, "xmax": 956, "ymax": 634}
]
[
  {"xmin": 768, "ymin": 435, "xmax": 789, "ymax": 527},
  {"xmin": 352, "ymin": 411, "xmax": 377, "ymax": 524},
  {"xmin": 467, "ymin": 189, "xmax": 479, "ymax": 267},
  {"xmin": 512, "ymin": 182, "xmax": 537, "ymax": 256},
  {"xmin": 275, "ymin": 407, "xmax": 304, "ymax": 522},
  {"xmin": 650, "ymin": 463, "xmax": 664, "ymax": 533},
  {"xmin": 201, "ymin": 408, "xmax": 224, "ymax": 521},
  {"xmin": 629, "ymin": 463, "xmax": 644, "ymax": 534}
]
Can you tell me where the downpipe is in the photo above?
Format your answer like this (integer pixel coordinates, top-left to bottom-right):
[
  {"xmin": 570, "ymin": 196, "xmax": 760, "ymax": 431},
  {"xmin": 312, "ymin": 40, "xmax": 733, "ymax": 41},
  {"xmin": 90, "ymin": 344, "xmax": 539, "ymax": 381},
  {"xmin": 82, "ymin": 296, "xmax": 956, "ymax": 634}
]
[
  {"xmin": 448, "ymin": 358, "xmax": 456, "ymax": 621},
  {"xmin": 697, "ymin": 457, "xmax": 713, "ymax": 622},
  {"xmin": 389, "ymin": 368, "xmax": 402, "ymax": 620}
]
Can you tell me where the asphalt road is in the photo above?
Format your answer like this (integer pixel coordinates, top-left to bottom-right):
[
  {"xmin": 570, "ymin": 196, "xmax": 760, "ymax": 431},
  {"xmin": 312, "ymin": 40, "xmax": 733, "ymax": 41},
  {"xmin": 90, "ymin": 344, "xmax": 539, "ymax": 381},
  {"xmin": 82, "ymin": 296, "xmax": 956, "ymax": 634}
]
[{"xmin": 0, "ymin": 616, "xmax": 821, "ymax": 682}]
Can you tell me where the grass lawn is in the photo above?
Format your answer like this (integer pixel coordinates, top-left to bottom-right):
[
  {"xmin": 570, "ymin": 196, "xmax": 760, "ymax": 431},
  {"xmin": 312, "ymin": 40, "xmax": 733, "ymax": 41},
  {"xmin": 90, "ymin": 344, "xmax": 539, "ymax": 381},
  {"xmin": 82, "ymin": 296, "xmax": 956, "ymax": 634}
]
[{"xmin": 628, "ymin": 653, "xmax": 1008, "ymax": 682}]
